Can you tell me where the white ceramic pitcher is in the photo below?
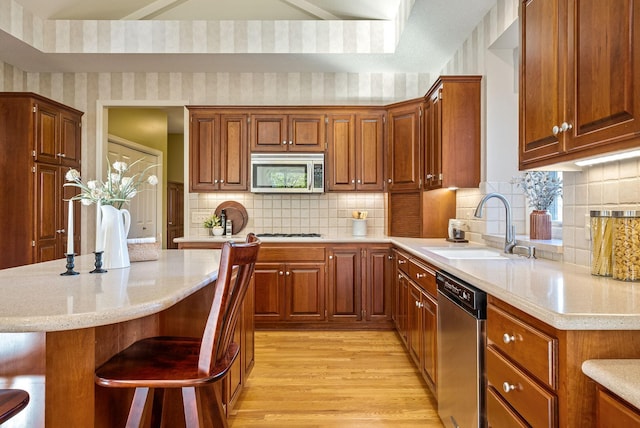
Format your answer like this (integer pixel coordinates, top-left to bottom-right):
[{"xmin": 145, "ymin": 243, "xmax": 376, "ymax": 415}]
[{"xmin": 100, "ymin": 204, "xmax": 131, "ymax": 269}]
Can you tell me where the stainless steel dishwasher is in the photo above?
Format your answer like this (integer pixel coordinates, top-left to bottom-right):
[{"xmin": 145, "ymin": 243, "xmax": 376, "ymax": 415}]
[{"xmin": 436, "ymin": 271, "xmax": 487, "ymax": 428}]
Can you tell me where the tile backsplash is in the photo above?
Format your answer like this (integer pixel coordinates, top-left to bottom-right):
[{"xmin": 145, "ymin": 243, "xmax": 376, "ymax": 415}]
[{"xmin": 188, "ymin": 192, "xmax": 386, "ymax": 237}]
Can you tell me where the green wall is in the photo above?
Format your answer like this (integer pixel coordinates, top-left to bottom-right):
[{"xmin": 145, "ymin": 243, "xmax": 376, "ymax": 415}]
[
  {"xmin": 108, "ymin": 108, "xmax": 170, "ymax": 247},
  {"xmin": 167, "ymin": 133, "xmax": 185, "ymax": 183}
]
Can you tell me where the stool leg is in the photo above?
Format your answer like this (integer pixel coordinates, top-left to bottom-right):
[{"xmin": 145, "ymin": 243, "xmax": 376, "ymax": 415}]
[{"xmin": 126, "ymin": 387, "xmax": 152, "ymax": 428}]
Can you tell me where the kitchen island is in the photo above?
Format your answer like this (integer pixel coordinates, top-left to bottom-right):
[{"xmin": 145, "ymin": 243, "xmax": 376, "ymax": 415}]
[{"xmin": 0, "ymin": 250, "xmax": 222, "ymax": 428}]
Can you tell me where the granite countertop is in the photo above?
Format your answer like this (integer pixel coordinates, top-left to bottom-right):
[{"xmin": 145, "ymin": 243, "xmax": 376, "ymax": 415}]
[
  {"xmin": 175, "ymin": 234, "xmax": 640, "ymax": 331},
  {"xmin": 0, "ymin": 250, "xmax": 221, "ymax": 332},
  {"xmin": 582, "ymin": 359, "xmax": 640, "ymax": 410}
]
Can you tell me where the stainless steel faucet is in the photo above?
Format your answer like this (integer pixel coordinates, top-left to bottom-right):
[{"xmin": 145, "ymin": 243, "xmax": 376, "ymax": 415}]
[{"xmin": 474, "ymin": 192, "xmax": 517, "ymax": 254}]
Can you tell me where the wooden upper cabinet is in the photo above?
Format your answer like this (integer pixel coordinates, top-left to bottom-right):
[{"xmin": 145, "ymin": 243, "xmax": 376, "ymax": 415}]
[
  {"xmin": 250, "ymin": 112, "xmax": 326, "ymax": 152},
  {"xmin": 326, "ymin": 110, "xmax": 385, "ymax": 192},
  {"xmin": 424, "ymin": 76, "xmax": 481, "ymax": 190},
  {"xmin": 188, "ymin": 108, "xmax": 248, "ymax": 192},
  {"xmin": 520, "ymin": 0, "xmax": 640, "ymax": 168},
  {"xmin": 387, "ymin": 100, "xmax": 422, "ymax": 192},
  {"xmin": 34, "ymin": 100, "xmax": 82, "ymax": 167}
]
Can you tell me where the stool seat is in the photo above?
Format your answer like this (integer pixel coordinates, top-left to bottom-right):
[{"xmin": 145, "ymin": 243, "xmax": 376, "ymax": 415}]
[{"xmin": 0, "ymin": 389, "xmax": 29, "ymax": 424}]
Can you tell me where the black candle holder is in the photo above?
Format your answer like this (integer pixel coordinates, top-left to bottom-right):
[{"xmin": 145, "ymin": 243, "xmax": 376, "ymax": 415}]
[
  {"xmin": 60, "ymin": 253, "xmax": 79, "ymax": 276},
  {"xmin": 90, "ymin": 251, "xmax": 107, "ymax": 274}
]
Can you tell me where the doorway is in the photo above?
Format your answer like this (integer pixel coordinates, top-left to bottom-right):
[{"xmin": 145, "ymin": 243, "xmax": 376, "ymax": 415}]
[{"xmin": 97, "ymin": 102, "xmax": 187, "ymax": 249}]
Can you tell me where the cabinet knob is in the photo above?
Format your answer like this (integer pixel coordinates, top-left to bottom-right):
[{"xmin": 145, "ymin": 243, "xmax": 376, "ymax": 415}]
[
  {"xmin": 329, "ymin": 255, "xmax": 333, "ymax": 259},
  {"xmin": 56, "ymin": 229, "xmax": 65, "ymax": 234},
  {"xmin": 289, "ymin": 141, "xmax": 293, "ymax": 145},
  {"xmin": 285, "ymin": 271, "xmax": 290, "ymax": 275},
  {"xmin": 398, "ymin": 259, "xmax": 406, "ymax": 265},
  {"xmin": 426, "ymin": 173, "xmax": 434, "ymax": 179},
  {"xmin": 168, "ymin": 222, "xmax": 173, "ymax": 225},
  {"xmin": 282, "ymin": 140, "xmax": 287, "ymax": 145},
  {"xmin": 214, "ymin": 179, "xmax": 219, "ymax": 184},
  {"xmin": 387, "ymin": 178, "xmax": 392, "ymax": 183},
  {"xmin": 502, "ymin": 382, "xmax": 516, "ymax": 393},
  {"xmin": 220, "ymin": 179, "xmax": 224, "ymax": 183},
  {"xmin": 502, "ymin": 333, "xmax": 516, "ymax": 344},
  {"xmin": 552, "ymin": 122, "xmax": 573, "ymax": 135},
  {"xmin": 56, "ymin": 153, "xmax": 66, "ymax": 158},
  {"xmin": 416, "ymin": 273, "xmax": 426, "ymax": 279},
  {"xmin": 351, "ymin": 179, "xmax": 355, "ymax": 183},
  {"xmin": 357, "ymin": 179, "xmax": 361, "ymax": 184},
  {"xmin": 279, "ymin": 271, "xmax": 284, "ymax": 275},
  {"xmin": 388, "ymin": 255, "xmax": 393, "ymax": 260}
]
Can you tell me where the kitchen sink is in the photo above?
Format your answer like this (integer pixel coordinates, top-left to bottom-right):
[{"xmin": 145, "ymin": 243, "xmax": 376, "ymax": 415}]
[{"xmin": 423, "ymin": 247, "xmax": 507, "ymax": 260}]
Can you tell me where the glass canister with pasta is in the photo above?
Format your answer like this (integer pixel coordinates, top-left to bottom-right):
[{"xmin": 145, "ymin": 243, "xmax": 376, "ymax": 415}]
[
  {"xmin": 590, "ymin": 211, "xmax": 613, "ymax": 277},
  {"xmin": 612, "ymin": 211, "xmax": 640, "ymax": 281}
]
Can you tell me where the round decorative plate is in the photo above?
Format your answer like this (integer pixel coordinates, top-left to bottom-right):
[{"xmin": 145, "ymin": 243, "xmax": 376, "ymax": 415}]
[{"xmin": 215, "ymin": 201, "xmax": 249, "ymax": 235}]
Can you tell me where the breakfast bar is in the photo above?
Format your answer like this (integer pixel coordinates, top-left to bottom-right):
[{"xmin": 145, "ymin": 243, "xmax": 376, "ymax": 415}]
[{"xmin": 0, "ymin": 250, "xmax": 222, "ymax": 428}]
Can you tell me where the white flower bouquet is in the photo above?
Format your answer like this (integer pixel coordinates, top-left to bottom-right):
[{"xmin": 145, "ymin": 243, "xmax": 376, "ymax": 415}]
[
  {"xmin": 64, "ymin": 159, "xmax": 158, "ymax": 209},
  {"xmin": 512, "ymin": 171, "xmax": 562, "ymax": 211}
]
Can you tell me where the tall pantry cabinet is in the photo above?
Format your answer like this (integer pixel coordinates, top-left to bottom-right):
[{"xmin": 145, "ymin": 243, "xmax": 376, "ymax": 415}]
[{"xmin": 0, "ymin": 93, "xmax": 83, "ymax": 270}]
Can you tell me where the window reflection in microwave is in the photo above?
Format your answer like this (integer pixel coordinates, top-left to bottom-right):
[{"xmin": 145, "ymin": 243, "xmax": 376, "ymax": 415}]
[{"xmin": 259, "ymin": 165, "xmax": 308, "ymax": 188}]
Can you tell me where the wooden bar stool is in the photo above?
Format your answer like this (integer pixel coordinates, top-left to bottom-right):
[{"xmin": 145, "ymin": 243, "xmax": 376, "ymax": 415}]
[
  {"xmin": 0, "ymin": 389, "xmax": 29, "ymax": 424},
  {"xmin": 95, "ymin": 234, "xmax": 260, "ymax": 428}
]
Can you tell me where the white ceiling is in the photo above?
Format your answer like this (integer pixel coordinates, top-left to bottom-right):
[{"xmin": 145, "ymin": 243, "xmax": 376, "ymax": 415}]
[{"xmin": 3, "ymin": 0, "xmax": 496, "ymax": 74}]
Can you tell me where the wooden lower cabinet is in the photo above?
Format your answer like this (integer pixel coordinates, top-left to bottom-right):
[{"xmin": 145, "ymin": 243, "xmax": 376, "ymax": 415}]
[
  {"xmin": 393, "ymin": 248, "xmax": 438, "ymax": 394},
  {"xmin": 327, "ymin": 244, "xmax": 393, "ymax": 327},
  {"xmin": 487, "ymin": 296, "xmax": 640, "ymax": 427},
  {"xmin": 596, "ymin": 387, "xmax": 640, "ymax": 428}
]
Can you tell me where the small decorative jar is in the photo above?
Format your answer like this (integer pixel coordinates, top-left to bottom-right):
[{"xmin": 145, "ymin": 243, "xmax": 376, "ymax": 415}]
[
  {"xmin": 590, "ymin": 211, "xmax": 613, "ymax": 277},
  {"xmin": 612, "ymin": 211, "xmax": 640, "ymax": 281}
]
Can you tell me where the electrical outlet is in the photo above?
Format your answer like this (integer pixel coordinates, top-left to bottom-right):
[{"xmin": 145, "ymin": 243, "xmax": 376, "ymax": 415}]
[{"xmin": 191, "ymin": 211, "xmax": 210, "ymax": 224}]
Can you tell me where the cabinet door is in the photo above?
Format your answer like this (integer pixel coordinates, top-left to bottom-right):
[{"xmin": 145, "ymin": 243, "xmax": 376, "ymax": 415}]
[
  {"xmin": 34, "ymin": 102, "xmax": 60, "ymax": 164},
  {"xmin": 565, "ymin": 0, "xmax": 640, "ymax": 153},
  {"xmin": 254, "ymin": 263, "xmax": 285, "ymax": 322},
  {"xmin": 388, "ymin": 103, "xmax": 421, "ymax": 191},
  {"xmin": 285, "ymin": 263, "xmax": 325, "ymax": 321},
  {"xmin": 288, "ymin": 114, "xmax": 326, "ymax": 152},
  {"xmin": 189, "ymin": 112, "xmax": 220, "ymax": 191},
  {"xmin": 326, "ymin": 114, "xmax": 356, "ymax": 191},
  {"xmin": 407, "ymin": 282, "xmax": 422, "ymax": 366},
  {"xmin": 519, "ymin": 0, "xmax": 564, "ymax": 165},
  {"xmin": 220, "ymin": 114, "xmax": 248, "ymax": 191},
  {"xmin": 243, "ymin": 278, "xmax": 255, "ymax": 374},
  {"xmin": 421, "ymin": 291, "xmax": 437, "ymax": 388},
  {"xmin": 327, "ymin": 247, "xmax": 361, "ymax": 321},
  {"xmin": 364, "ymin": 247, "xmax": 392, "ymax": 322},
  {"xmin": 35, "ymin": 163, "xmax": 60, "ymax": 262},
  {"xmin": 396, "ymin": 272, "xmax": 409, "ymax": 346},
  {"xmin": 250, "ymin": 114, "xmax": 287, "ymax": 152},
  {"xmin": 356, "ymin": 112, "xmax": 385, "ymax": 191},
  {"xmin": 597, "ymin": 387, "xmax": 640, "ymax": 427},
  {"xmin": 424, "ymin": 93, "xmax": 442, "ymax": 189},
  {"xmin": 60, "ymin": 111, "xmax": 82, "ymax": 167}
]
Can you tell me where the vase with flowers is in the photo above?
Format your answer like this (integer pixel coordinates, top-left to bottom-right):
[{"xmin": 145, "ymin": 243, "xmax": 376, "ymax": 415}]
[
  {"xmin": 512, "ymin": 171, "xmax": 562, "ymax": 240},
  {"xmin": 64, "ymin": 159, "xmax": 158, "ymax": 269}
]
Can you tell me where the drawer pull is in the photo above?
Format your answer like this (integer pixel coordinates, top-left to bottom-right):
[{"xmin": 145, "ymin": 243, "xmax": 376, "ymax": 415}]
[
  {"xmin": 502, "ymin": 333, "xmax": 516, "ymax": 344},
  {"xmin": 398, "ymin": 260, "xmax": 407, "ymax": 264},
  {"xmin": 416, "ymin": 273, "xmax": 426, "ymax": 279},
  {"xmin": 502, "ymin": 382, "xmax": 516, "ymax": 393}
]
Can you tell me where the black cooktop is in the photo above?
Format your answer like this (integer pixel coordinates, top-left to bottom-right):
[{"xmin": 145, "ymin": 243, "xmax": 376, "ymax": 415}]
[{"xmin": 256, "ymin": 233, "xmax": 322, "ymax": 238}]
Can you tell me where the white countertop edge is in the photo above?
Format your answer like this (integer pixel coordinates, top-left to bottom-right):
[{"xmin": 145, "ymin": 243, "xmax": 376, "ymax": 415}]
[
  {"xmin": 0, "ymin": 273, "xmax": 217, "ymax": 332},
  {"xmin": 582, "ymin": 359, "xmax": 640, "ymax": 410}
]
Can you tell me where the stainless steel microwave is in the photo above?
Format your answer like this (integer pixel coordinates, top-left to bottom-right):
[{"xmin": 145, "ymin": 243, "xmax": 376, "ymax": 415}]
[{"xmin": 250, "ymin": 153, "xmax": 324, "ymax": 193}]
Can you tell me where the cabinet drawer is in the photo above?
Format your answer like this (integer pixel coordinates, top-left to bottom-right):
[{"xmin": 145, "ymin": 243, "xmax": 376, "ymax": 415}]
[
  {"xmin": 408, "ymin": 259, "xmax": 436, "ymax": 297},
  {"xmin": 396, "ymin": 252, "xmax": 410, "ymax": 274},
  {"xmin": 487, "ymin": 304, "xmax": 556, "ymax": 389},
  {"xmin": 257, "ymin": 246, "xmax": 325, "ymax": 262},
  {"xmin": 486, "ymin": 347, "xmax": 557, "ymax": 428},
  {"xmin": 487, "ymin": 386, "xmax": 528, "ymax": 428},
  {"xmin": 597, "ymin": 387, "xmax": 640, "ymax": 427}
]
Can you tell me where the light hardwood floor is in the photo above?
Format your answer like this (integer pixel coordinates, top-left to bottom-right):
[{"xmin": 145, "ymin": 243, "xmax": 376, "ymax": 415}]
[{"xmin": 229, "ymin": 330, "xmax": 444, "ymax": 427}]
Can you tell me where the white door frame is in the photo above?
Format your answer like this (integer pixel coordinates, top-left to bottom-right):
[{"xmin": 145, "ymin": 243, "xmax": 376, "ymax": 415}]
[{"xmin": 96, "ymin": 99, "xmax": 189, "ymax": 248}]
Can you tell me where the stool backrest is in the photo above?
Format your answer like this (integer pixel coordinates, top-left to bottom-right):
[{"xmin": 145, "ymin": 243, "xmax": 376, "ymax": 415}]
[{"xmin": 198, "ymin": 233, "xmax": 260, "ymax": 375}]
